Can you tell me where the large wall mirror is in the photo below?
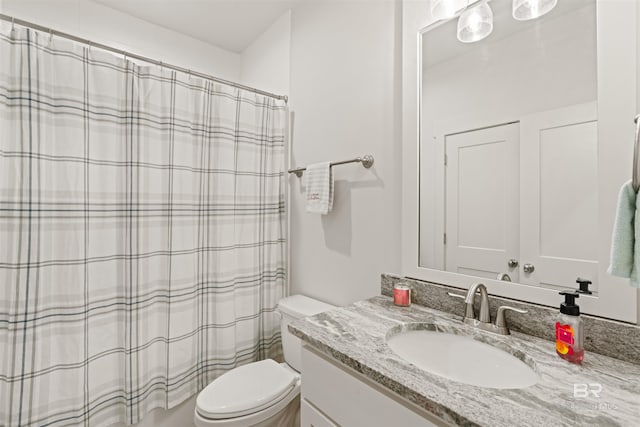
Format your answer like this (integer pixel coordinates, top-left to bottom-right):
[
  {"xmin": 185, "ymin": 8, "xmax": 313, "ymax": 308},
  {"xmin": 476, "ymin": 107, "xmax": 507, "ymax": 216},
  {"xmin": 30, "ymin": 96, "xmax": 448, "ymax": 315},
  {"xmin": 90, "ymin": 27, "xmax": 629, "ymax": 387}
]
[{"xmin": 403, "ymin": 0, "xmax": 639, "ymax": 322}]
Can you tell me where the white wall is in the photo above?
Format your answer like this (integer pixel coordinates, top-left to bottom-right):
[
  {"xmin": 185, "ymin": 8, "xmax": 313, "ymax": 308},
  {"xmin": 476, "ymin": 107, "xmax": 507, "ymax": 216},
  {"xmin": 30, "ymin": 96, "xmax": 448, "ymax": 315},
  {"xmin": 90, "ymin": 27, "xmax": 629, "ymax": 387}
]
[
  {"xmin": 0, "ymin": 0, "xmax": 241, "ymax": 81},
  {"xmin": 288, "ymin": 0, "xmax": 403, "ymax": 306},
  {"xmin": 240, "ymin": 10, "xmax": 291, "ymax": 96}
]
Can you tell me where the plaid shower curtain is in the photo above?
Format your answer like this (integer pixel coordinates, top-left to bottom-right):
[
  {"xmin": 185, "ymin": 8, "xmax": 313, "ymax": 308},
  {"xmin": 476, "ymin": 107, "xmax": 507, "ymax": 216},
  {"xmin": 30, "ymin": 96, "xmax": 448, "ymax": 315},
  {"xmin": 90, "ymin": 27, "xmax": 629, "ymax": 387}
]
[{"xmin": 0, "ymin": 22, "xmax": 286, "ymax": 427}]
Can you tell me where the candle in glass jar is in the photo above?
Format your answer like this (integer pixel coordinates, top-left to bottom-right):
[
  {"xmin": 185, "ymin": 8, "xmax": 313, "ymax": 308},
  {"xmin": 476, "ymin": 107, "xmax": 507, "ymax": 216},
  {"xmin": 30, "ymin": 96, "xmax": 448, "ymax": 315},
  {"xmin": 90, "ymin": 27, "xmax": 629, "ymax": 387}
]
[{"xmin": 393, "ymin": 284, "xmax": 411, "ymax": 307}]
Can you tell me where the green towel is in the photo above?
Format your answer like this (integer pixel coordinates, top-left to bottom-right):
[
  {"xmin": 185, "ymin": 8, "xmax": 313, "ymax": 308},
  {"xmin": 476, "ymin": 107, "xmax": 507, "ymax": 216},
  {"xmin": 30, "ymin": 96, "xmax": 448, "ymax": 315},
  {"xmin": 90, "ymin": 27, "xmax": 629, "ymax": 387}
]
[
  {"xmin": 608, "ymin": 180, "xmax": 640, "ymax": 287},
  {"xmin": 632, "ymin": 190, "xmax": 640, "ymax": 288}
]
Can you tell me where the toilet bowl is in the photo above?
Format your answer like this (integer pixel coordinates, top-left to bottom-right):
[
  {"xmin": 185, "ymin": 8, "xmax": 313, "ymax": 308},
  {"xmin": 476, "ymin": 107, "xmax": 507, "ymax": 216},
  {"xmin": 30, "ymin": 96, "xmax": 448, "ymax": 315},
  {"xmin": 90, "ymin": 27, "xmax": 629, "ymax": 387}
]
[{"xmin": 194, "ymin": 295, "xmax": 335, "ymax": 427}]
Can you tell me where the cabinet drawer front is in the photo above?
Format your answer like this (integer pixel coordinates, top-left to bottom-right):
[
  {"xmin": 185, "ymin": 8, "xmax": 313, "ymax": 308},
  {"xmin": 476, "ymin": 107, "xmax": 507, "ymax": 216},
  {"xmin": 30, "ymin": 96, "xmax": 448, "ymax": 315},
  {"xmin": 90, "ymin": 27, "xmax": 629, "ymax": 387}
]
[
  {"xmin": 301, "ymin": 346, "xmax": 441, "ymax": 427},
  {"xmin": 301, "ymin": 398, "xmax": 339, "ymax": 427}
]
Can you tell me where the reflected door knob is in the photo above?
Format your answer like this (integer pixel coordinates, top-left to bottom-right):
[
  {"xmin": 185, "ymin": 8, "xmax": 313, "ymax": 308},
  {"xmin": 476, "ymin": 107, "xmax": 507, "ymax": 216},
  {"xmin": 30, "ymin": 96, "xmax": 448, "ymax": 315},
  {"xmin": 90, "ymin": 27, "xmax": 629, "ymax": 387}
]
[
  {"xmin": 523, "ymin": 263, "xmax": 535, "ymax": 274},
  {"xmin": 507, "ymin": 259, "xmax": 519, "ymax": 268}
]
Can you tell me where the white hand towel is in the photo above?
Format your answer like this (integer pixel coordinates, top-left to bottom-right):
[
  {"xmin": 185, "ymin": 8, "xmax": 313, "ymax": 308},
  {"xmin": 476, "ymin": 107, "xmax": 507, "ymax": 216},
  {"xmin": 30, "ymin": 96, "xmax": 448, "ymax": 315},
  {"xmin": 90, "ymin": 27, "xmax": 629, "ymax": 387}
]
[
  {"xmin": 302, "ymin": 162, "xmax": 333, "ymax": 214},
  {"xmin": 608, "ymin": 180, "xmax": 640, "ymax": 287}
]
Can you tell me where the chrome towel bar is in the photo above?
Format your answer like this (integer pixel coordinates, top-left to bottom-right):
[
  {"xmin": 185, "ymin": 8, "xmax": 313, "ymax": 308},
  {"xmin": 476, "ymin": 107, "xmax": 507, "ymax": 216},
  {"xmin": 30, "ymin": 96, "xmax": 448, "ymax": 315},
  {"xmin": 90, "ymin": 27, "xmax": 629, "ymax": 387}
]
[{"xmin": 288, "ymin": 155, "xmax": 374, "ymax": 178}]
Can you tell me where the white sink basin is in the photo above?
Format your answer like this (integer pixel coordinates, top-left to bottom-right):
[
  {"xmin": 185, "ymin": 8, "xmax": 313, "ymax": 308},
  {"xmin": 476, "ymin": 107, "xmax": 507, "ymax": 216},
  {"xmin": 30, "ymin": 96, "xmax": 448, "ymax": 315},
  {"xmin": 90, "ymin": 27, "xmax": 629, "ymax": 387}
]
[{"xmin": 386, "ymin": 324, "xmax": 539, "ymax": 389}]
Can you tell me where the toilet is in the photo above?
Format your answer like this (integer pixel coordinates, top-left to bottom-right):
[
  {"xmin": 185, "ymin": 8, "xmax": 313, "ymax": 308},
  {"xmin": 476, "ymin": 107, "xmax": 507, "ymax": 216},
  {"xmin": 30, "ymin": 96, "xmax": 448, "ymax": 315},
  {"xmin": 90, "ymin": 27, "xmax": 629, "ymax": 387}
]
[{"xmin": 194, "ymin": 295, "xmax": 335, "ymax": 427}]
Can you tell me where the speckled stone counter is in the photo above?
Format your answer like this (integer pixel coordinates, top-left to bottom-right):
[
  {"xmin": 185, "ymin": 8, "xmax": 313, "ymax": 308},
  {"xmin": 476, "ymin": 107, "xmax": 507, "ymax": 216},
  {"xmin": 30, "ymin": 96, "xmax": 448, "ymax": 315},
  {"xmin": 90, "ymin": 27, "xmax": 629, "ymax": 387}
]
[
  {"xmin": 381, "ymin": 273, "xmax": 640, "ymax": 365},
  {"xmin": 289, "ymin": 296, "xmax": 640, "ymax": 427}
]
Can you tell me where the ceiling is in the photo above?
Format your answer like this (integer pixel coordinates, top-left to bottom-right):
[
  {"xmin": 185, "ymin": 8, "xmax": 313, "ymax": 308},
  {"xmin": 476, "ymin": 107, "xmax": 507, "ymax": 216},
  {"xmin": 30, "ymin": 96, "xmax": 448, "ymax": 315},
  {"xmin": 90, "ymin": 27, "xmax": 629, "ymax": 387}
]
[{"xmin": 94, "ymin": 0, "xmax": 299, "ymax": 53}]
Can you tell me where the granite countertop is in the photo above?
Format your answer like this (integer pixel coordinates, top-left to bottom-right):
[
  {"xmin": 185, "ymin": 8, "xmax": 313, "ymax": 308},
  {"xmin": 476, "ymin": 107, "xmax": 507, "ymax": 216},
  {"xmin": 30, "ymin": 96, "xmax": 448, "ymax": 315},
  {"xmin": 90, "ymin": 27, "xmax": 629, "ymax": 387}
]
[{"xmin": 289, "ymin": 296, "xmax": 640, "ymax": 427}]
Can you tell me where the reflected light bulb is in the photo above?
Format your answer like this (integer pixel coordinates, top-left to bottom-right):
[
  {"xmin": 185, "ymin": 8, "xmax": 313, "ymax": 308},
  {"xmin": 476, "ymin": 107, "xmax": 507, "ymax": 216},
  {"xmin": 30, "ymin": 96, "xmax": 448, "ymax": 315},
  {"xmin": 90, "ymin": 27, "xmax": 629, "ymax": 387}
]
[
  {"xmin": 457, "ymin": 1, "xmax": 493, "ymax": 43},
  {"xmin": 512, "ymin": 0, "xmax": 557, "ymax": 21},
  {"xmin": 431, "ymin": 0, "xmax": 468, "ymax": 20},
  {"xmin": 468, "ymin": 14, "xmax": 482, "ymax": 31}
]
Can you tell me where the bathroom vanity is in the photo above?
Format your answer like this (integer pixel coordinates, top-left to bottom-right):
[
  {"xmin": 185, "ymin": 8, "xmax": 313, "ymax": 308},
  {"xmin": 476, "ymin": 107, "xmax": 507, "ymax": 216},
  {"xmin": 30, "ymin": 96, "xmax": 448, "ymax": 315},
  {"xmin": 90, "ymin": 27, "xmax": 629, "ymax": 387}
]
[{"xmin": 289, "ymin": 291, "xmax": 640, "ymax": 426}]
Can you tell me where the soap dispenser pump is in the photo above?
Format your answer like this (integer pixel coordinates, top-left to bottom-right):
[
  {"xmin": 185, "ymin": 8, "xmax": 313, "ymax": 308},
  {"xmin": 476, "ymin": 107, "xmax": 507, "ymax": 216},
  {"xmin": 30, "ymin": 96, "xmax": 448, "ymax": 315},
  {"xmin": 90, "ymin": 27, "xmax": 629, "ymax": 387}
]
[
  {"xmin": 576, "ymin": 278, "xmax": 593, "ymax": 295},
  {"xmin": 555, "ymin": 291, "xmax": 584, "ymax": 364}
]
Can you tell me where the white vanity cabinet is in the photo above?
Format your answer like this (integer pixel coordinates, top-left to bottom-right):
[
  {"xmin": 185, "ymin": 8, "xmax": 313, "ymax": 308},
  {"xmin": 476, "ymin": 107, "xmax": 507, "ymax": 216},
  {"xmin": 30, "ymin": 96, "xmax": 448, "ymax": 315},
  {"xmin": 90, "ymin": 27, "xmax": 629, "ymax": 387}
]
[{"xmin": 300, "ymin": 346, "xmax": 445, "ymax": 427}]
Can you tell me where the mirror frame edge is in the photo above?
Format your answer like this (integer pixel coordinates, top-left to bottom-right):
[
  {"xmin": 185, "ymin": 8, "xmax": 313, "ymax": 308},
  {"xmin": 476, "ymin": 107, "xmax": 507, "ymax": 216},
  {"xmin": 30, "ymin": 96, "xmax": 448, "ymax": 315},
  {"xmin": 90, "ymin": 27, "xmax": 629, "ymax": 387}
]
[{"xmin": 401, "ymin": 0, "xmax": 640, "ymax": 324}]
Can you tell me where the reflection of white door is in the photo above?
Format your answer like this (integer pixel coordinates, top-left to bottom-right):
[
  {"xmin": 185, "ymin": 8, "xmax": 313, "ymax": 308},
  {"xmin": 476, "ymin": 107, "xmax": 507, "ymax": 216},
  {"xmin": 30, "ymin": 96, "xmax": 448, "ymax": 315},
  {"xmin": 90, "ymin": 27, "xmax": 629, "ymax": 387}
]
[
  {"xmin": 520, "ymin": 102, "xmax": 598, "ymax": 291},
  {"xmin": 445, "ymin": 123, "xmax": 520, "ymax": 281}
]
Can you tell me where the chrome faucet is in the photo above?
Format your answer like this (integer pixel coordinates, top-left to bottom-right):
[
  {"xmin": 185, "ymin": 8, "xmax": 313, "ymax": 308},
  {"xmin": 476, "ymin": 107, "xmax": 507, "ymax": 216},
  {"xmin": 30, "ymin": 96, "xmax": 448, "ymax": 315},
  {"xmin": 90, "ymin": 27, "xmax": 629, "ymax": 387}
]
[
  {"xmin": 464, "ymin": 283, "xmax": 490, "ymax": 324},
  {"xmin": 448, "ymin": 283, "xmax": 527, "ymax": 335}
]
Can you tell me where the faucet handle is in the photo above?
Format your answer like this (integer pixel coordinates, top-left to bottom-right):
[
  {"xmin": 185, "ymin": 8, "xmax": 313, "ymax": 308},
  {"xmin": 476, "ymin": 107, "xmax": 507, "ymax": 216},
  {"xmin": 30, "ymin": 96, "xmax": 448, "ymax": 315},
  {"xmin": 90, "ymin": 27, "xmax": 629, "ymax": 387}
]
[
  {"xmin": 495, "ymin": 306, "xmax": 528, "ymax": 332},
  {"xmin": 447, "ymin": 292, "xmax": 465, "ymax": 300}
]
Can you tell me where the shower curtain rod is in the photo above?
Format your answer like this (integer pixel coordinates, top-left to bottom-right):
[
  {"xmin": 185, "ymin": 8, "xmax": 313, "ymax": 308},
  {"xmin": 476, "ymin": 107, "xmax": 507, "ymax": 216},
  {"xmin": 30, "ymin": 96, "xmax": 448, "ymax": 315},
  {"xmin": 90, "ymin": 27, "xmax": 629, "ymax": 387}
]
[{"xmin": 0, "ymin": 13, "xmax": 289, "ymax": 103}]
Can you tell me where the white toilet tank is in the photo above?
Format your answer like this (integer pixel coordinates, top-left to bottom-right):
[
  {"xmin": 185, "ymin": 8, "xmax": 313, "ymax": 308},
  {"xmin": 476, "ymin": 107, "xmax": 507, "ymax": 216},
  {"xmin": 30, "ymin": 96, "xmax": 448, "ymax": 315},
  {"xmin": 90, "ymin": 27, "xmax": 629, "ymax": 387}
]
[{"xmin": 278, "ymin": 295, "xmax": 335, "ymax": 372}]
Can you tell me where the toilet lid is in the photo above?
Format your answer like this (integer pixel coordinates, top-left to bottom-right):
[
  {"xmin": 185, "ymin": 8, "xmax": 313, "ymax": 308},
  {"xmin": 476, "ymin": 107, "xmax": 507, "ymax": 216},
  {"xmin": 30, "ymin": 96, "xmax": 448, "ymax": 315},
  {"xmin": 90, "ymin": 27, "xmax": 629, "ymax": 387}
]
[{"xmin": 196, "ymin": 359, "xmax": 298, "ymax": 419}]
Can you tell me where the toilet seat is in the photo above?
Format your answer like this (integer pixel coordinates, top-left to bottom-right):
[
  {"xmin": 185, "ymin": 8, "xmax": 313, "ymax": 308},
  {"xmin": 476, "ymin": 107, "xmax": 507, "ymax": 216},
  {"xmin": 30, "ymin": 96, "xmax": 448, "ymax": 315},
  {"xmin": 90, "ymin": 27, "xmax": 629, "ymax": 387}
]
[{"xmin": 196, "ymin": 360, "xmax": 299, "ymax": 420}]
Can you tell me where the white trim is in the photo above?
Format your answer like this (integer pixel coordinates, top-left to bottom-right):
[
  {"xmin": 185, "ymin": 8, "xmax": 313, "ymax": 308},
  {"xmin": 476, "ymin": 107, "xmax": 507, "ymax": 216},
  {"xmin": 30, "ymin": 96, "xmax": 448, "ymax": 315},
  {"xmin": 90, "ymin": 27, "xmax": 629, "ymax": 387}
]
[{"xmin": 285, "ymin": 107, "xmax": 292, "ymax": 297}]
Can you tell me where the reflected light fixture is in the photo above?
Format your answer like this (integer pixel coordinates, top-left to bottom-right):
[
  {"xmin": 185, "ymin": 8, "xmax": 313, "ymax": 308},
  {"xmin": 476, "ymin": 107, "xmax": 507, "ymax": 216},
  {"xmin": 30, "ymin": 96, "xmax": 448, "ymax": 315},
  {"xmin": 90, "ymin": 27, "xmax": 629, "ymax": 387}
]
[
  {"xmin": 457, "ymin": 1, "xmax": 493, "ymax": 43},
  {"xmin": 431, "ymin": 0, "xmax": 468, "ymax": 20},
  {"xmin": 512, "ymin": 0, "xmax": 558, "ymax": 21}
]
